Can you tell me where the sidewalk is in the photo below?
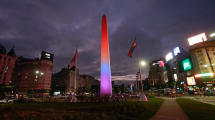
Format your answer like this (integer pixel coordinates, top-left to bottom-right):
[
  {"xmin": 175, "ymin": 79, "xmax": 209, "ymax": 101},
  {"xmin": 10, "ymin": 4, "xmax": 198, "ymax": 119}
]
[{"xmin": 149, "ymin": 98, "xmax": 189, "ymax": 120}]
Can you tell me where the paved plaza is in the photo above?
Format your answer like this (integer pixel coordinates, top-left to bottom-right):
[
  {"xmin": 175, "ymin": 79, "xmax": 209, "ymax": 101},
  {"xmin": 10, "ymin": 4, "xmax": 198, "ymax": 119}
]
[{"xmin": 149, "ymin": 98, "xmax": 190, "ymax": 120}]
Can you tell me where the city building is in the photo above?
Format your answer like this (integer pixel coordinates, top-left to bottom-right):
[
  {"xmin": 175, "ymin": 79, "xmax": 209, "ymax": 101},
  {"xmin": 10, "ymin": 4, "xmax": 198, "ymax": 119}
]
[
  {"xmin": 0, "ymin": 44, "xmax": 17, "ymax": 85},
  {"xmin": 11, "ymin": 51, "xmax": 54, "ymax": 97},
  {"xmin": 189, "ymin": 40, "xmax": 215, "ymax": 90},
  {"xmin": 173, "ymin": 46, "xmax": 195, "ymax": 91},
  {"xmin": 52, "ymin": 66, "xmax": 80, "ymax": 95},
  {"xmin": 149, "ymin": 58, "xmax": 166, "ymax": 89}
]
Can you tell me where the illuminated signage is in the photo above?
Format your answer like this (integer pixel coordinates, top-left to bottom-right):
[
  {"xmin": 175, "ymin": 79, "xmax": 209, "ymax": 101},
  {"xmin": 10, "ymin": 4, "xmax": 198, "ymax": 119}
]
[
  {"xmin": 183, "ymin": 58, "xmax": 192, "ymax": 71},
  {"xmin": 195, "ymin": 73, "xmax": 214, "ymax": 77},
  {"xmin": 174, "ymin": 74, "xmax": 177, "ymax": 81},
  {"xmin": 187, "ymin": 77, "xmax": 196, "ymax": 85},
  {"xmin": 159, "ymin": 60, "xmax": 164, "ymax": 67},
  {"xmin": 173, "ymin": 47, "xmax": 180, "ymax": 56},
  {"xmin": 166, "ymin": 52, "xmax": 173, "ymax": 62},
  {"xmin": 188, "ymin": 33, "xmax": 207, "ymax": 46},
  {"xmin": 41, "ymin": 51, "xmax": 54, "ymax": 62},
  {"xmin": 45, "ymin": 53, "xmax": 50, "ymax": 59}
]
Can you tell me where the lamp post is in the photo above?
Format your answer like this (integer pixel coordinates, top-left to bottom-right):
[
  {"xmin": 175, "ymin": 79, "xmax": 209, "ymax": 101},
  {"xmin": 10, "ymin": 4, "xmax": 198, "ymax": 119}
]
[
  {"xmin": 33, "ymin": 70, "xmax": 39, "ymax": 98},
  {"xmin": 141, "ymin": 61, "xmax": 153, "ymax": 96},
  {"xmin": 136, "ymin": 72, "xmax": 139, "ymax": 93}
]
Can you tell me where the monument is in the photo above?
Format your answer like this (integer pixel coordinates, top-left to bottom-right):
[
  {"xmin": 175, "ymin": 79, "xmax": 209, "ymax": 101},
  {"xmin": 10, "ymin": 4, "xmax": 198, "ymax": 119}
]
[{"xmin": 100, "ymin": 15, "xmax": 112, "ymax": 96}]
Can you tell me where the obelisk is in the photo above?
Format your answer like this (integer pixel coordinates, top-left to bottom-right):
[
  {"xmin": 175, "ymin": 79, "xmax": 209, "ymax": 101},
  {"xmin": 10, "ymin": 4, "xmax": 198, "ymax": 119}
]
[{"xmin": 100, "ymin": 14, "xmax": 112, "ymax": 96}]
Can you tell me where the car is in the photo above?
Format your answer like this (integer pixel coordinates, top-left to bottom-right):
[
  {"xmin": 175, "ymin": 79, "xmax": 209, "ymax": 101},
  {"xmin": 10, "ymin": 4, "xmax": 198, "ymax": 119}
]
[
  {"xmin": 130, "ymin": 94, "xmax": 139, "ymax": 98},
  {"xmin": 177, "ymin": 91, "xmax": 184, "ymax": 94},
  {"xmin": 188, "ymin": 91, "xmax": 199, "ymax": 95},
  {"xmin": 115, "ymin": 94, "xmax": 123, "ymax": 98},
  {"xmin": 0, "ymin": 99, "xmax": 14, "ymax": 104},
  {"xmin": 204, "ymin": 90, "xmax": 213, "ymax": 96}
]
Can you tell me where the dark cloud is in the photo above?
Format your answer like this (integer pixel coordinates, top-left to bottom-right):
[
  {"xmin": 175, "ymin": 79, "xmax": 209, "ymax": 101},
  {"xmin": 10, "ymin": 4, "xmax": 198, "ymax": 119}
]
[{"xmin": 1, "ymin": 0, "xmax": 215, "ymax": 81}]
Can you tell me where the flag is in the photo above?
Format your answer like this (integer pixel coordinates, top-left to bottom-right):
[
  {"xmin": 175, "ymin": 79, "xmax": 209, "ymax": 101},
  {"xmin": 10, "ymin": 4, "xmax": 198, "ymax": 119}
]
[
  {"xmin": 69, "ymin": 47, "xmax": 78, "ymax": 69},
  {"xmin": 127, "ymin": 40, "xmax": 137, "ymax": 58}
]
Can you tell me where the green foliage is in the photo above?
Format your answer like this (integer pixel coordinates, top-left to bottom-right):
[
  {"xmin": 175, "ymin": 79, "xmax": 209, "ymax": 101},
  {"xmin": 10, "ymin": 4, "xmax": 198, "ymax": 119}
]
[
  {"xmin": 148, "ymin": 95, "xmax": 155, "ymax": 98},
  {"xmin": 176, "ymin": 98, "xmax": 215, "ymax": 120},
  {"xmin": 1, "ymin": 98, "xmax": 164, "ymax": 120}
]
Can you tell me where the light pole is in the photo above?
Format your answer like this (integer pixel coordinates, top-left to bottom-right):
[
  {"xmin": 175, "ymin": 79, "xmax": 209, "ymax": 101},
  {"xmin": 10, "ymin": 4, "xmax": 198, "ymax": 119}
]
[
  {"xmin": 136, "ymin": 72, "xmax": 139, "ymax": 93},
  {"xmin": 33, "ymin": 70, "xmax": 39, "ymax": 98},
  {"xmin": 141, "ymin": 61, "xmax": 153, "ymax": 96}
]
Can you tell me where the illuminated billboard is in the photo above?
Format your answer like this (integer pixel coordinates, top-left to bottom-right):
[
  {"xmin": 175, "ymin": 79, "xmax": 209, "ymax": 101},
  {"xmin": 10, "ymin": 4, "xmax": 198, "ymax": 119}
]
[
  {"xmin": 166, "ymin": 52, "xmax": 173, "ymax": 62},
  {"xmin": 182, "ymin": 58, "xmax": 192, "ymax": 71},
  {"xmin": 159, "ymin": 60, "xmax": 164, "ymax": 67},
  {"xmin": 41, "ymin": 51, "xmax": 54, "ymax": 62},
  {"xmin": 188, "ymin": 33, "xmax": 207, "ymax": 46},
  {"xmin": 187, "ymin": 77, "xmax": 196, "ymax": 85},
  {"xmin": 173, "ymin": 47, "xmax": 180, "ymax": 56}
]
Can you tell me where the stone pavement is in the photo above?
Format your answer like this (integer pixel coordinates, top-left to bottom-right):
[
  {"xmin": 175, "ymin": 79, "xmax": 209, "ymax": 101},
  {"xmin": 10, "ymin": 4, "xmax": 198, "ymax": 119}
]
[{"xmin": 149, "ymin": 98, "xmax": 189, "ymax": 120}]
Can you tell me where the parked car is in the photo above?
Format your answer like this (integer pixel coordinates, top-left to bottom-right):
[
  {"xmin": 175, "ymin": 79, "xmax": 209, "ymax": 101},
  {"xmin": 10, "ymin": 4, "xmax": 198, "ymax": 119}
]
[
  {"xmin": 115, "ymin": 94, "xmax": 124, "ymax": 98},
  {"xmin": 204, "ymin": 90, "xmax": 213, "ymax": 96},
  {"xmin": 188, "ymin": 91, "xmax": 199, "ymax": 95},
  {"xmin": 177, "ymin": 91, "xmax": 184, "ymax": 94},
  {"xmin": 0, "ymin": 99, "xmax": 14, "ymax": 104},
  {"xmin": 130, "ymin": 94, "xmax": 140, "ymax": 98}
]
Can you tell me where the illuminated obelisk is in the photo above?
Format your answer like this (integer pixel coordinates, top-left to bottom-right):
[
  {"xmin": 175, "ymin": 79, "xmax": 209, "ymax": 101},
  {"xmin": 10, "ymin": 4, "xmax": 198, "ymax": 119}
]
[{"xmin": 100, "ymin": 14, "xmax": 112, "ymax": 96}]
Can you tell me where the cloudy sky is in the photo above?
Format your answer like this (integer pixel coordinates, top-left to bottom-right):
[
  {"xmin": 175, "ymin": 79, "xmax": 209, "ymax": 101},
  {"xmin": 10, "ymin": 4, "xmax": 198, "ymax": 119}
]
[{"xmin": 1, "ymin": 0, "xmax": 215, "ymax": 83}]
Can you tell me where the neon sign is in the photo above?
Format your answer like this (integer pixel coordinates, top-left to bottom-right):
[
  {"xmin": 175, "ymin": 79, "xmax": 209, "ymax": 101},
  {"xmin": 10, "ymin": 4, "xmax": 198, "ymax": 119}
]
[{"xmin": 173, "ymin": 47, "xmax": 180, "ymax": 56}]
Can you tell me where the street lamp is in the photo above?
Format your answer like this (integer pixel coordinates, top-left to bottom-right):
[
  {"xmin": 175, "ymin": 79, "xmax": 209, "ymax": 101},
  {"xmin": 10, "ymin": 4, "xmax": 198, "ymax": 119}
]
[
  {"xmin": 141, "ymin": 62, "xmax": 146, "ymax": 66},
  {"xmin": 141, "ymin": 61, "xmax": 153, "ymax": 96},
  {"xmin": 33, "ymin": 70, "xmax": 39, "ymax": 98}
]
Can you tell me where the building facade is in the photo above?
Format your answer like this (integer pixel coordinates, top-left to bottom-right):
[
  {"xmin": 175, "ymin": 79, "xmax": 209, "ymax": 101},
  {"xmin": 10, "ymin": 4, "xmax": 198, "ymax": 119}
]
[
  {"xmin": 189, "ymin": 41, "xmax": 215, "ymax": 90},
  {"xmin": 11, "ymin": 54, "xmax": 54, "ymax": 97},
  {"xmin": 0, "ymin": 44, "xmax": 17, "ymax": 85},
  {"xmin": 52, "ymin": 66, "xmax": 82, "ymax": 95}
]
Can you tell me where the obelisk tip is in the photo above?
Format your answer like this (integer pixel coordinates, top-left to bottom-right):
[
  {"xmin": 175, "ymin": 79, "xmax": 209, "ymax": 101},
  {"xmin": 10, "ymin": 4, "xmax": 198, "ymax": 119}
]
[{"xmin": 103, "ymin": 14, "xmax": 106, "ymax": 17}]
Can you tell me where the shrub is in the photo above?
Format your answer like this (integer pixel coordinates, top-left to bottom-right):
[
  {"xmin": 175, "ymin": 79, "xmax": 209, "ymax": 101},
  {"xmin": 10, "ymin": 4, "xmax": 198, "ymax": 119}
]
[{"xmin": 148, "ymin": 95, "xmax": 155, "ymax": 98}]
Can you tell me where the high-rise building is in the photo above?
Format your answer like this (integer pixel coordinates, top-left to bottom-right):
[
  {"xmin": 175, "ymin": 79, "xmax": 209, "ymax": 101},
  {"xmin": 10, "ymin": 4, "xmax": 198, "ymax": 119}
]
[
  {"xmin": 149, "ymin": 58, "xmax": 166, "ymax": 88},
  {"xmin": 189, "ymin": 40, "xmax": 215, "ymax": 90},
  {"xmin": 52, "ymin": 66, "xmax": 80, "ymax": 95},
  {"xmin": 11, "ymin": 51, "xmax": 54, "ymax": 97},
  {"xmin": 0, "ymin": 44, "xmax": 17, "ymax": 85}
]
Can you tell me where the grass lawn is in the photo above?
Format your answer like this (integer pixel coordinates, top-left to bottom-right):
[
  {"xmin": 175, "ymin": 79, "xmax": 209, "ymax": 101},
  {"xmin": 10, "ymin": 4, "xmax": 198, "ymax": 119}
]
[
  {"xmin": 176, "ymin": 98, "xmax": 215, "ymax": 120},
  {"xmin": 0, "ymin": 98, "xmax": 164, "ymax": 120}
]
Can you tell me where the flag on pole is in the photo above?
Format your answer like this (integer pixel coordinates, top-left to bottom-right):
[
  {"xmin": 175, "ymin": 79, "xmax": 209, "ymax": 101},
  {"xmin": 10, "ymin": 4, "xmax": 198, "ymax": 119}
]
[
  {"xmin": 69, "ymin": 47, "xmax": 78, "ymax": 69},
  {"xmin": 127, "ymin": 40, "xmax": 137, "ymax": 58}
]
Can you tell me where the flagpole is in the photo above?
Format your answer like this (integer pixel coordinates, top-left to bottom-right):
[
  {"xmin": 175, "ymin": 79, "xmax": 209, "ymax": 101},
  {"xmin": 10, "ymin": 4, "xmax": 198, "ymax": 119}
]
[
  {"xmin": 135, "ymin": 37, "xmax": 148, "ymax": 101},
  {"xmin": 72, "ymin": 45, "xmax": 78, "ymax": 102}
]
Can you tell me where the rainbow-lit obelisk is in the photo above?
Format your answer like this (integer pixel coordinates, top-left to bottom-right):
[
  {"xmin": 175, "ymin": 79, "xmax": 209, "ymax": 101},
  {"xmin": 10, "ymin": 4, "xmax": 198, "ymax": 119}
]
[{"xmin": 100, "ymin": 14, "xmax": 112, "ymax": 96}]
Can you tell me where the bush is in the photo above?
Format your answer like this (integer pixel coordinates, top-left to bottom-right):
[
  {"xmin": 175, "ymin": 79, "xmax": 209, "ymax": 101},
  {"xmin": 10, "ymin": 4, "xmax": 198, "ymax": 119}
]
[{"xmin": 148, "ymin": 95, "xmax": 155, "ymax": 98}]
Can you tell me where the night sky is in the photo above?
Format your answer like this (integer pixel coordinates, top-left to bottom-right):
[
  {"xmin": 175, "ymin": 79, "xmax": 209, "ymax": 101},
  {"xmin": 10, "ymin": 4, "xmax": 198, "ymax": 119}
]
[{"xmin": 1, "ymin": 0, "xmax": 215, "ymax": 84}]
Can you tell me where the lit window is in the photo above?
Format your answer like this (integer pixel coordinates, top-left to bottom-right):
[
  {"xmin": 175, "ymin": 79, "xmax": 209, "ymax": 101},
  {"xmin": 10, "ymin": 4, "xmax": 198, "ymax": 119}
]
[
  {"xmin": 6, "ymin": 67, "xmax": 8, "ymax": 71},
  {"xmin": 36, "ymin": 75, "xmax": 38, "ymax": 78},
  {"xmin": 18, "ymin": 73, "xmax": 20, "ymax": 75},
  {"xmin": 25, "ymin": 76, "xmax": 28, "ymax": 78}
]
